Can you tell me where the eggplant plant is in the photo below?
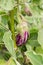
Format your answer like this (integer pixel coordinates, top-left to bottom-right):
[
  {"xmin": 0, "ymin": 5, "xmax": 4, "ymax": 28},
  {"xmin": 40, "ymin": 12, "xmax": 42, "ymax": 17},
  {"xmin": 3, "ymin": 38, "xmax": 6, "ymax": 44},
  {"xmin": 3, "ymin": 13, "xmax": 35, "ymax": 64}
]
[{"xmin": 0, "ymin": 0, "xmax": 43, "ymax": 65}]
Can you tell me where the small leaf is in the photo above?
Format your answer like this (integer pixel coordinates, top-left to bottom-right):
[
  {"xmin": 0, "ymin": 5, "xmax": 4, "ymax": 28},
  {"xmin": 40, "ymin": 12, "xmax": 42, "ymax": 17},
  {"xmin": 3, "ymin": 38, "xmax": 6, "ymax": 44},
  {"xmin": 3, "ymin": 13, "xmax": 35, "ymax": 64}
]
[{"xmin": 38, "ymin": 28, "xmax": 43, "ymax": 49}]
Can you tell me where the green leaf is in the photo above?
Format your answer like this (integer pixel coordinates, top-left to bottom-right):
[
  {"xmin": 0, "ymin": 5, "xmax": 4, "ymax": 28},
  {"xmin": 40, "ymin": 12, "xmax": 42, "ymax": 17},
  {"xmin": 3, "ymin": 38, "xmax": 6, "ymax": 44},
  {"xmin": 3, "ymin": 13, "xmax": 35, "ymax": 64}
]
[
  {"xmin": 0, "ymin": 15, "xmax": 8, "ymax": 43},
  {"xmin": 25, "ymin": 51, "xmax": 43, "ymax": 65},
  {"xmin": 0, "ymin": 0, "xmax": 15, "ymax": 11},
  {"xmin": 39, "ymin": 0, "xmax": 43, "ymax": 9},
  {"xmin": 26, "ymin": 28, "xmax": 39, "ymax": 48},
  {"xmin": 0, "ymin": 21, "xmax": 8, "ymax": 43},
  {"xmin": 14, "ymin": 59, "xmax": 21, "ymax": 65},
  {"xmin": 32, "ymin": 0, "xmax": 40, "ymax": 4},
  {"xmin": 28, "ymin": 3, "xmax": 43, "ymax": 17},
  {"xmin": 0, "ymin": 53, "xmax": 6, "ymax": 65},
  {"xmin": 0, "ymin": 59, "xmax": 6, "ymax": 65},
  {"xmin": 30, "ymin": 30, "xmax": 38, "ymax": 40},
  {"xmin": 6, "ymin": 58, "xmax": 21, "ymax": 65},
  {"xmin": 0, "ymin": 15, "xmax": 9, "ymax": 31},
  {"xmin": 0, "ymin": 29, "xmax": 6, "ymax": 43},
  {"xmin": 38, "ymin": 28, "xmax": 43, "ymax": 49},
  {"xmin": 2, "ymin": 15, "xmax": 8, "ymax": 25},
  {"xmin": 35, "ymin": 46, "xmax": 43, "ymax": 54},
  {"xmin": 3, "ymin": 31, "xmax": 16, "ymax": 58},
  {"xmin": 27, "ymin": 40, "xmax": 40, "ymax": 48},
  {"xmin": 6, "ymin": 58, "xmax": 16, "ymax": 65}
]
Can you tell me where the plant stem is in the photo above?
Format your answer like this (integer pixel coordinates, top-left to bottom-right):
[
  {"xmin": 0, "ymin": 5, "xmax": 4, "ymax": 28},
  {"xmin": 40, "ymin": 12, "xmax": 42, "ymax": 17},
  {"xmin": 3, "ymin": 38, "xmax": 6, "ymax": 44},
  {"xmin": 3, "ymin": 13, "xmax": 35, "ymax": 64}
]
[
  {"xmin": 17, "ymin": 0, "xmax": 22, "ymax": 24},
  {"xmin": 22, "ymin": 52, "xmax": 30, "ymax": 65},
  {"xmin": 9, "ymin": 10, "xmax": 17, "ymax": 50},
  {"xmin": 21, "ymin": 46, "xmax": 30, "ymax": 65}
]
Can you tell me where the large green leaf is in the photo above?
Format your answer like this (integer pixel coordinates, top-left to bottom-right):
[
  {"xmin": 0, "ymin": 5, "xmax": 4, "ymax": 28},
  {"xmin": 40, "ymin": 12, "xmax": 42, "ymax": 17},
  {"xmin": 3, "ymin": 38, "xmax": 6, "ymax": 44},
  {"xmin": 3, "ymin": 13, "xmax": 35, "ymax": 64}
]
[
  {"xmin": 3, "ymin": 31, "xmax": 16, "ymax": 58},
  {"xmin": 25, "ymin": 51, "xmax": 43, "ymax": 65},
  {"xmin": 3, "ymin": 31, "xmax": 21, "ymax": 65},
  {"xmin": 38, "ymin": 28, "xmax": 43, "ymax": 49}
]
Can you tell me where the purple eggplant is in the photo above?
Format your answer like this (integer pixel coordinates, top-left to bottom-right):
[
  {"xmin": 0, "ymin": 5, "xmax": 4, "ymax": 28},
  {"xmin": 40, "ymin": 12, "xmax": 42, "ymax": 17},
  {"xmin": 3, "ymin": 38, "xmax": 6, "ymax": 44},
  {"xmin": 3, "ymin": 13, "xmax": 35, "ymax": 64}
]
[{"xmin": 16, "ymin": 22, "xmax": 29, "ymax": 46}]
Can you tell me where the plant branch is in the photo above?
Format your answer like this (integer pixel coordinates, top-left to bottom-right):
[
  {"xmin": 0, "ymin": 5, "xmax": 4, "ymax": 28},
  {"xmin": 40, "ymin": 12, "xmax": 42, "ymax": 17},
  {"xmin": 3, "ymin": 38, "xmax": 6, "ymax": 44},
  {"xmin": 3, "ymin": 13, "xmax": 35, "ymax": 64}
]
[{"xmin": 9, "ymin": 10, "xmax": 17, "ymax": 50}]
